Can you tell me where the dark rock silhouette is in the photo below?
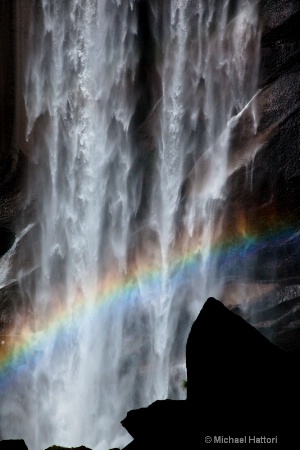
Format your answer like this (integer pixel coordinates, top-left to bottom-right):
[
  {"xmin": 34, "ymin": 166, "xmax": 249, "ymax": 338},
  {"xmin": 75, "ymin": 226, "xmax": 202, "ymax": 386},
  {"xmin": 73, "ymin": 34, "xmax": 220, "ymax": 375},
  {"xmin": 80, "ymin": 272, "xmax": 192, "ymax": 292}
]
[
  {"xmin": 0, "ymin": 443, "xmax": 92, "ymax": 450},
  {"xmin": 0, "ymin": 440, "xmax": 28, "ymax": 450},
  {"xmin": 186, "ymin": 297, "xmax": 289, "ymax": 405},
  {"xmin": 121, "ymin": 298, "xmax": 300, "ymax": 449},
  {"xmin": 45, "ymin": 446, "xmax": 92, "ymax": 450}
]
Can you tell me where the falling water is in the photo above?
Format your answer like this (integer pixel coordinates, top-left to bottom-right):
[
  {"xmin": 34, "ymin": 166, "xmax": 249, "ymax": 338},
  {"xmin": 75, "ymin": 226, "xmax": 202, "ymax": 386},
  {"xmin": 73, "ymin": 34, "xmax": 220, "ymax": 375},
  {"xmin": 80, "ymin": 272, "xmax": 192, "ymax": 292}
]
[{"xmin": 0, "ymin": 1, "xmax": 260, "ymax": 449}]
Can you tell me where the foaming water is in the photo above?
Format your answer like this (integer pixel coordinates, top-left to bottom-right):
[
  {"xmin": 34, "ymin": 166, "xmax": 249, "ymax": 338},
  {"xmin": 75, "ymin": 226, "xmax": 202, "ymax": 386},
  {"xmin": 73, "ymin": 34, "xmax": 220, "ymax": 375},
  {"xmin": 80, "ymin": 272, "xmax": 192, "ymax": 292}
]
[{"xmin": 0, "ymin": 1, "xmax": 260, "ymax": 449}]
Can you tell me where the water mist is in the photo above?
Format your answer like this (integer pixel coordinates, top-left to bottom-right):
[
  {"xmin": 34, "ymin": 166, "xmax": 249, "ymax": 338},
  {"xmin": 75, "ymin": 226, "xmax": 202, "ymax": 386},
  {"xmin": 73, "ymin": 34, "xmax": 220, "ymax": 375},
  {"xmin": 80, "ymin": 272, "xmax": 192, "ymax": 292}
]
[{"xmin": 0, "ymin": 1, "xmax": 260, "ymax": 449}]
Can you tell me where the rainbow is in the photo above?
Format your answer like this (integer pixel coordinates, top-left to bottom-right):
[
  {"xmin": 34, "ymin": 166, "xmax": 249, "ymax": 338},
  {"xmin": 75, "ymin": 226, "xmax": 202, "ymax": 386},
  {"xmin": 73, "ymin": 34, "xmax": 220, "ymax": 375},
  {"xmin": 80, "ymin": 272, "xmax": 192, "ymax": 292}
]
[
  {"xmin": 0, "ymin": 245, "xmax": 202, "ymax": 390},
  {"xmin": 0, "ymin": 221, "xmax": 299, "ymax": 389}
]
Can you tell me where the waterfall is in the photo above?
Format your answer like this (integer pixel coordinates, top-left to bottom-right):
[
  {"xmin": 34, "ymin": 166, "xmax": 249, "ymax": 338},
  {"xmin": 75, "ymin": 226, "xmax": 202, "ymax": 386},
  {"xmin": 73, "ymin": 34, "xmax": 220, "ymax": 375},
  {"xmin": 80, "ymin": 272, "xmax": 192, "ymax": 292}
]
[{"xmin": 0, "ymin": 1, "xmax": 260, "ymax": 449}]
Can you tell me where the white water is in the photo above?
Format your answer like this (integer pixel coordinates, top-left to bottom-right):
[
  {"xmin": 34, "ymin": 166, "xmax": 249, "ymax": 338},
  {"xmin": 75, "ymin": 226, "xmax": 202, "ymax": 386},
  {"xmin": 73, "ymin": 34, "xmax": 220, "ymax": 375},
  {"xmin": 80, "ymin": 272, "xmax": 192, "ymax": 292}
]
[{"xmin": 0, "ymin": 1, "xmax": 260, "ymax": 449}]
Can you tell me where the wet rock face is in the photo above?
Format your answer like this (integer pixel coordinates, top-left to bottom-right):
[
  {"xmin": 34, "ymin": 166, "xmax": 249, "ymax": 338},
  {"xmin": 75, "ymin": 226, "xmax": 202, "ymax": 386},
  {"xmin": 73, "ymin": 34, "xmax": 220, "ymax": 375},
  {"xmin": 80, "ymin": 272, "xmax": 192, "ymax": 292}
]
[
  {"xmin": 0, "ymin": 1, "xmax": 31, "ymax": 231},
  {"xmin": 260, "ymin": 0, "xmax": 300, "ymax": 86},
  {"xmin": 221, "ymin": 0, "xmax": 300, "ymax": 274},
  {"xmin": 0, "ymin": 228, "xmax": 15, "ymax": 257},
  {"xmin": 0, "ymin": 2, "xmax": 32, "ymax": 336},
  {"xmin": 216, "ymin": 0, "xmax": 300, "ymax": 352},
  {"xmin": 0, "ymin": 2, "xmax": 15, "ymax": 159},
  {"xmin": 232, "ymin": 287, "xmax": 300, "ymax": 355},
  {"xmin": 0, "ymin": 0, "xmax": 31, "ymax": 214}
]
